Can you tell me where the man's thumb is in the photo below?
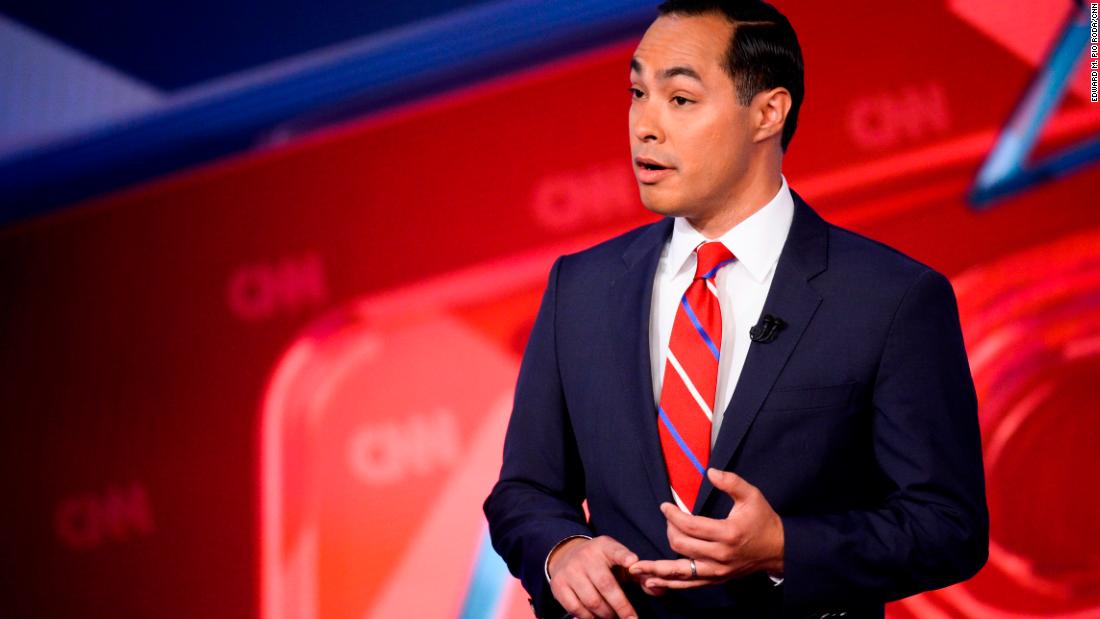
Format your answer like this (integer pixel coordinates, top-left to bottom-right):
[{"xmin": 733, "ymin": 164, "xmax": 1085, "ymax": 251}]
[
  {"xmin": 708, "ymin": 467, "xmax": 754, "ymax": 501},
  {"xmin": 605, "ymin": 539, "xmax": 639, "ymax": 566}
]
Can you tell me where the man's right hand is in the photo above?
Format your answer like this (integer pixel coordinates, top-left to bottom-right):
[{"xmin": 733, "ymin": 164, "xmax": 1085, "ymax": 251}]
[{"xmin": 547, "ymin": 535, "xmax": 641, "ymax": 619}]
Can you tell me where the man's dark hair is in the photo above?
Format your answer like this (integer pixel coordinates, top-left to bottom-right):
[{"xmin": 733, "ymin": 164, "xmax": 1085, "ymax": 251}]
[{"xmin": 656, "ymin": 0, "xmax": 804, "ymax": 151}]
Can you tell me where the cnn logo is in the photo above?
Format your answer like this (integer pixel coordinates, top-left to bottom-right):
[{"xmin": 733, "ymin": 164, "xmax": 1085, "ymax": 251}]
[{"xmin": 54, "ymin": 482, "xmax": 155, "ymax": 551}]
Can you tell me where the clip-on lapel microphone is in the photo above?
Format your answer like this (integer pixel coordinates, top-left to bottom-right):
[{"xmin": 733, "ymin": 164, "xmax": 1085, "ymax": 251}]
[{"xmin": 749, "ymin": 314, "xmax": 786, "ymax": 343}]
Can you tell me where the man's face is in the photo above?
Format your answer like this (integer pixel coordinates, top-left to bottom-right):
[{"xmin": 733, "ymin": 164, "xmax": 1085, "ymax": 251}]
[{"xmin": 629, "ymin": 13, "xmax": 754, "ymax": 219}]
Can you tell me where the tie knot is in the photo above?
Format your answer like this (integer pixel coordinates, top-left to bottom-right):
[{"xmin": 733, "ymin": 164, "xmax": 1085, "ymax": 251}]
[{"xmin": 694, "ymin": 241, "xmax": 735, "ymax": 280}]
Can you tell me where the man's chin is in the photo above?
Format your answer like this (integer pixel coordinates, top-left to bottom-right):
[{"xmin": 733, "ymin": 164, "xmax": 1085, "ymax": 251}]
[{"xmin": 639, "ymin": 193, "xmax": 688, "ymax": 218}]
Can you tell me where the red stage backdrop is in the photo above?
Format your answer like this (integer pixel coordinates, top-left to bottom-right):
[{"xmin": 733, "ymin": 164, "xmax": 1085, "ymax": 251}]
[{"xmin": 2, "ymin": 1, "xmax": 1099, "ymax": 617}]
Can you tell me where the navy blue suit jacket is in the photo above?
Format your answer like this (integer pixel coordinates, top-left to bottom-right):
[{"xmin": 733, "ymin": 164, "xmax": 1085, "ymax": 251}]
[{"xmin": 484, "ymin": 191, "xmax": 988, "ymax": 618}]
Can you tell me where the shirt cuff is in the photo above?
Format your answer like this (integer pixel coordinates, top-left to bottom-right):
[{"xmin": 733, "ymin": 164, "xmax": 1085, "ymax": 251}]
[{"xmin": 544, "ymin": 535, "xmax": 593, "ymax": 582}]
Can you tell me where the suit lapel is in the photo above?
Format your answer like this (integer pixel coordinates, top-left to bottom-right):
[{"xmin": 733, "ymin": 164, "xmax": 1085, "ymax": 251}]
[
  {"xmin": 610, "ymin": 217, "xmax": 675, "ymax": 528},
  {"xmin": 692, "ymin": 191, "xmax": 829, "ymax": 513}
]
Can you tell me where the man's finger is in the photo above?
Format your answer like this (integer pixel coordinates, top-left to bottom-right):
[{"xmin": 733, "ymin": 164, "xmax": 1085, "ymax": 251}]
[
  {"xmin": 642, "ymin": 577, "xmax": 710, "ymax": 590},
  {"xmin": 553, "ymin": 584, "xmax": 590, "ymax": 619},
  {"xmin": 598, "ymin": 537, "xmax": 639, "ymax": 568},
  {"xmin": 707, "ymin": 468, "xmax": 756, "ymax": 503},
  {"xmin": 628, "ymin": 559, "xmax": 662, "ymax": 579},
  {"xmin": 639, "ymin": 579, "xmax": 667, "ymax": 597},
  {"xmin": 628, "ymin": 558, "xmax": 696, "ymax": 580},
  {"xmin": 665, "ymin": 522, "xmax": 731, "ymax": 563},
  {"xmin": 659, "ymin": 502, "xmax": 726, "ymax": 541},
  {"xmin": 586, "ymin": 566, "xmax": 638, "ymax": 619},
  {"xmin": 569, "ymin": 576, "xmax": 617, "ymax": 619}
]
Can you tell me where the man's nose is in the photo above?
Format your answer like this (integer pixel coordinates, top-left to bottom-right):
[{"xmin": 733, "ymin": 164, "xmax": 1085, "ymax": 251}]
[{"xmin": 632, "ymin": 105, "xmax": 664, "ymax": 143}]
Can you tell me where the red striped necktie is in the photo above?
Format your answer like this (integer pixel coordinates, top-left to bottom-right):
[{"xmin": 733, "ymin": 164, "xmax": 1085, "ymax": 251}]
[{"xmin": 657, "ymin": 241, "xmax": 736, "ymax": 513}]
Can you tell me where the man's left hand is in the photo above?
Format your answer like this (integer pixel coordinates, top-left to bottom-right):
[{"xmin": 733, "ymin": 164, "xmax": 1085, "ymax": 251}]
[{"xmin": 628, "ymin": 468, "xmax": 784, "ymax": 591}]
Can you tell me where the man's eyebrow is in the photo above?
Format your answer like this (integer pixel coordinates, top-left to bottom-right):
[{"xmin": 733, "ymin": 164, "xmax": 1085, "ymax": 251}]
[{"xmin": 630, "ymin": 58, "xmax": 703, "ymax": 84}]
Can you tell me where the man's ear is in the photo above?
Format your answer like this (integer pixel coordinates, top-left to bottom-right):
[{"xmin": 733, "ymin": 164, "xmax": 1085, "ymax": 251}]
[{"xmin": 752, "ymin": 87, "xmax": 792, "ymax": 145}]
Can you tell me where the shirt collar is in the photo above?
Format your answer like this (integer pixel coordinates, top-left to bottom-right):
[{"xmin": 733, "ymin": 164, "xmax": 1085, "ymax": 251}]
[{"xmin": 666, "ymin": 174, "xmax": 795, "ymax": 284}]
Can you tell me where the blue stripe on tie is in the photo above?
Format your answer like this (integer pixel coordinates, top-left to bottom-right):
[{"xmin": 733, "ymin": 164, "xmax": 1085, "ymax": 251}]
[
  {"xmin": 658, "ymin": 406, "xmax": 706, "ymax": 476},
  {"xmin": 701, "ymin": 257, "xmax": 735, "ymax": 280},
  {"xmin": 679, "ymin": 296, "xmax": 721, "ymax": 361}
]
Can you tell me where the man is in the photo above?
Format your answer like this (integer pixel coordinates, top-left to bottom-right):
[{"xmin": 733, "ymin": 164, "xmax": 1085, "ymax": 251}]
[{"xmin": 483, "ymin": 1, "xmax": 988, "ymax": 617}]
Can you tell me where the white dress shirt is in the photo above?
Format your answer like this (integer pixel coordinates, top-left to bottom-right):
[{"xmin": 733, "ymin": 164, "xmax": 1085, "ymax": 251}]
[{"xmin": 650, "ymin": 174, "xmax": 795, "ymax": 446}]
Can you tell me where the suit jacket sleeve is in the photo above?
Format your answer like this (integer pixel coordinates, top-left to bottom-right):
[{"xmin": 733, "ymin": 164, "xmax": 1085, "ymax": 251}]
[
  {"xmin": 483, "ymin": 256, "xmax": 592, "ymax": 619},
  {"xmin": 780, "ymin": 269, "xmax": 989, "ymax": 611}
]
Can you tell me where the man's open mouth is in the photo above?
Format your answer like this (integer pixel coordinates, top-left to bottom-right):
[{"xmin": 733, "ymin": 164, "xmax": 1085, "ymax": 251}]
[{"xmin": 635, "ymin": 157, "xmax": 672, "ymax": 171}]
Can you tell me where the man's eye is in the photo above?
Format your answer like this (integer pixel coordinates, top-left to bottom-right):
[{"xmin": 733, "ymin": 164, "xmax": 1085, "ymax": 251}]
[
  {"xmin": 671, "ymin": 96, "xmax": 692, "ymax": 106},
  {"xmin": 629, "ymin": 87, "xmax": 644, "ymax": 99}
]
